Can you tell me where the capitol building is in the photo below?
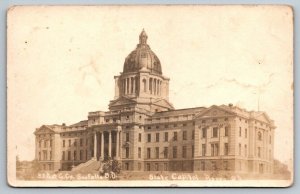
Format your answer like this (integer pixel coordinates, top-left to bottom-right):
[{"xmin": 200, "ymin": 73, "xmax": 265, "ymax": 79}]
[{"xmin": 34, "ymin": 30, "xmax": 275, "ymax": 175}]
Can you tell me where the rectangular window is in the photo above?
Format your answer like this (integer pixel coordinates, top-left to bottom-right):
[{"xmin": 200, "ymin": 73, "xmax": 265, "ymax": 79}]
[
  {"xmin": 155, "ymin": 163, "xmax": 159, "ymax": 171},
  {"xmin": 62, "ymin": 140, "xmax": 65, "ymax": 147},
  {"xmin": 138, "ymin": 133, "xmax": 142, "ymax": 142},
  {"xmin": 224, "ymin": 127, "xmax": 228, "ymax": 137},
  {"xmin": 239, "ymin": 143, "xmax": 241, "ymax": 156},
  {"xmin": 192, "ymin": 145, "xmax": 194, "ymax": 157},
  {"xmin": 49, "ymin": 151, "xmax": 52, "ymax": 160},
  {"xmin": 183, "ymin": 131, "xmax": 187, "ymax": 140},
  {"xmin": 39, "ymin": 141, "xmax": 41, "ymax": 148},
  {"xmin": 182, "ymin": 146, "xmax": 187, "ymax": 158},
  {"xmin": 173, "ymin": 132, "xmax": 178, "ymax": 141},
  {"xmin": 164, "ymin": 163, "xmax": 168, "ymax": 171},
  {"xmin": 74, "ymin": 151, "xmax": 77, "ymax": 160},
  {"xmin": 86, "ymin": 139, "xmax": 88, "ymax": 146},
  {"xmin": 147, "ymin": 134, "xmax": 151, "ymax": 142},
  {"xmin": 44, "ymin": 140, "xmax": 47, "ymax": 148},
  {"xmin": 80, "ymin": 138, "xmax": 83, "ymax": 146},
  {"xmin": 223, "ymin": 161, "xmax": 229, "ymax": 171},
  {"xmin": 245, "ymin": 128, "xmax": 247, "ymax": 138},
  {"xmin": 138, "ymin": 163, "xmax": 141, "ymax": 171},
  {"xmin": 212, "ymin": 118, "xmax": 217, "ymax": 122},
  {"xmin": 74, "ymin": 139, "xmax": 77, "ymax": 147},
  {"xmin": 213, "ymin": 127, "xmax": 218, "ymax": 138},
  {"xmin": 239, "ymin": 127, "xmax": 242, "ymax": 137},
  {"xmin": 211, "ymin": 143, "xmax": 219, "ymax": 156},
  {"xmin": 258, "ymin": 147, "xmax": 261, "ymax": 158},
  {"xmin": 126, "ymin": 147, "xmax": 129, "ymax": 158},
  {"xmin": 211, "ymin": 161, "xmax": 217, "ymax": 170},
  {"xmin": 173, "ymin": 146, "xmax": 177, "ymax": 158},
  {"xmin": 156, "ymin": 133, "xmax": 159, "ymax": 142},
  {"xmin": 201, "ymin": 161, "xmax": 205, "ymax": 171},
  {"xmin": 80, "ymin": 150, "xmax": 83, "ymax": 160},
  {"xmin": 244, "ymin": 145, "xmax": 247, "ymax": 157},
  {"xmin": 202, "ymin": 144, "xmax": 206, "ymax": 156},
  {"xmin": 138, "ymin": 147, "xmax": 141, "ymax": 158},
  {"xmin": 155, "ymin": 147, "xmax": 159, "ymax": 159},
  {"xmin": 202, "ymin": 128, "xmax": 207, "ymax": 138},
  {"xmin": 68, "ymin": 151, "xmax": 71, "ymax": 160},
  {"xmin": 126, "ymin": 132, "xmax": 130, "ymax": 142},
  {"xmin": 192, "ymin": 130, "xmax": 195, "ymax": 140},
  {"xmin": 224, "ymin": 143, "xmax": 229, "ymax": 155},
  {"xmin": 69, "ymin": 139, "xmax": 71, "ymax": 147},
  {"xmin": 147, "ymin": 148, "xmax": 151, "ymax": 159},
  {"xmin": 125, "ymin": 163, "xmax": 129, "ymax": 170},
  {"xmin": 164, "ymin": 132, "xmax": 168, "ymax": 142},
  {"xmin": 50, "ymin": 140, "xmax": 52, "ymax": 147},
  {"xmin": 146, "ymin": 163, "xmax": 150, "ymax": 171},
  {"xmin": 62, "ymin": 151, "xmax": 65, "ymax": 161},
  {"xmin": 164, "ymin": 147, "xmax": 168, "ymax": 158}
]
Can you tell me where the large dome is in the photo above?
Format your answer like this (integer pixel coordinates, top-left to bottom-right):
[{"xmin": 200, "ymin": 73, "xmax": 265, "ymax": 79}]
[{"xmin": 123, "ymin": 29, "xmax": 162, "ymax": 75}]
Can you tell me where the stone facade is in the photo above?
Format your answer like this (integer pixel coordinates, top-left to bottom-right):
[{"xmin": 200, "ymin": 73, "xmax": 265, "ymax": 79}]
[{"xmin": 34, "ymin": 30, "xmax": 275, "ymax": 174}]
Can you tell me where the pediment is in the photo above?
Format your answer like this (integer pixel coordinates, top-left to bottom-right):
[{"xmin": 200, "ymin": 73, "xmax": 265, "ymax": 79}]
[
  {"xmin": 35, "ymin": 125, "xmax": 55, "ymax": 134},
  {"xmin": 109, "ymin": 96, "xmax": 137, "ymax": 107},
  {"xmin": 195, "ymin": 105, "xmax": 235, "ymax": 119},
  {"xmin": 152, "ymin": 99, "xmax": 174, "ymax": 110},
  {"xmin": 253, "ymin": 112, "xmax": 272, "ymax": 124}
]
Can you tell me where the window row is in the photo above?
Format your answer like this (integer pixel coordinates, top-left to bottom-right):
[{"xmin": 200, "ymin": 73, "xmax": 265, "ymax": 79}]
[
  {"xmin": 38, "ymin": 139, "xmax": 53, "ymax": 148},
  {"xmin": 61, "ymin": 150, "xmax": 88, "ymax": 161},
  {"xmin": 145, "ymin": 131, "xmax": 195, "ymax": 143},
  {"xmin": 144, "ymin": 146, "xmax": 194, "ymax": 159},
  {"xmin": 38, "ymin": 150, "xmax": 52, "ymax": 161},
  {"xmin": 62, "ymin": 138, "xmax": 88, "ymax": 147},
  {"xmin": 201, "ymin": 127, "xmax": 229, "ymax": 138}
]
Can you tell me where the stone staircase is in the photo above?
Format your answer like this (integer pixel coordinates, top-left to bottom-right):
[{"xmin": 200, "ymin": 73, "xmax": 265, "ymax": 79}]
[{"xmin": 71, "ymin": 158, "xmax": 102, "ymax": 173}]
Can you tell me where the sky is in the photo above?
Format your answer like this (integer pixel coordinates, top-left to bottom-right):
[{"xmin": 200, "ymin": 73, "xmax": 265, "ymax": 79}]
[{"xmin": 7, "ymin": 5, "xmax": 293, "ymax": 170}]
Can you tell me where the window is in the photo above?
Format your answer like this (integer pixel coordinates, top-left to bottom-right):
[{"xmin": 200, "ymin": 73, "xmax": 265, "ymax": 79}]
[
  {"xmin": 147, "ymin": 134, "xmax": 151, "ymax": 142},
  {"xmin": 223, "ymin": 161, "xmax": 229, "ymax": 170},
  {"xmin": 239, "ymin": 143, "xmax": 241, "ymax": 156},
  {"xmin": 269, "ymin": 135, "xmax": 271, "ymax": 144},
  {"xmin": 212, "ymin": 118, "xmax": 217, "ymax": 122},
  {"xmin": 258, "ymin": 147, "xmax": 261, "ymax": 157},
  {"xmin": 202, "ymin": 128, "xmax": 207, "ymax": 138},
  {"xmin": 138, "ymin": 163, "xmax": 141, "ymax": 171},
  {"xmin": 224, "ymin": 117, "xmax": 228, "ymax": 121},
  {"xmin": 80, "ymin": 150, "xmax": 83, "ymax": 160},
  {"xmin": 174, "ymin": 124, "xmax": 177, "ymax": 127},
  {"xmin": 201, "ymin": 161, "xmax": 205, "ymax": 171},
  {"xmin": 74, "ymin": 139, "xmax": 77, "ymax": 147},
  {"xmin": 213, "ymin": 127, "xmax": 218, "ymax": 138},
  {"xmin": 49, "ymin": 151, "xmax": 52, "ymax": 160},
  {"xmin": 68, "ymin": 151, "xmax": 71, "ymax": 160},
  {"xmin": 224, "ymin": 127, "xmax": 229, "ymax": 137},
  {"xmin": 244, "ymin": 145, "xmax": 247, "ymax": 157},
  {"xmin": 156, "ymin": 133, "xmax": 160, "ymax": 142},
  {"xmin": 138, "ymin": 147, "xmax": 141, "ymax": 158},
  {"xmin": 239, "ymin": 127, "xmax": 242, "ymax": 137},
  {"xmin": 155, "ymin": 163, "xmax": 159, "ymax": 171},
  {"xmin": 192, "ymin": 145, "xmax": 194, "ymax": 157},
  {"xmin": 80, "ymin": 138, "xmax": 83, "ymax": 146},
  {"xmin": 86, "ymin": 139, "xmax": 88, "ymax": 146},
  {"xmin": 50, "ymin": 140, "xmax": 52, "ymax": 147},
  {"xmin": 211, "ymin": 143, "xmax": 219, "ymax": 156},
  {"xmin": 68, "ymin": 139, "xmax": 71, "ymax": 147},
  {"xmin": 155, "ymin": 147, "xmax": 159, "ymax": 159},
  {"xmin": 192, "ymin": 130, "xmax": 195, "ymax": 140},
  {"xmin": 44, "ymin": 140, "xmax": 47, "ymax": 148},
  {"xmin": 211, "ymin": 161, "xmax": 217, "ymax": 170},
  {"xmin": 138, "ymin": 133, "xmax": 142, "ymax": 142},
  {"xmin": 62, "ymin": 140, "xmax": 65, "ymax": 147},
  {"xmin": 43, "ymin": 151, "xmax": 47, "ymax": 160},
  {"xmin": 173, "ymin": 132, "xmax": 178, "ymax": 141},
  {"xmin": 202, "ymin": 120, "xmax": 206, "ymax": 123},
  {"xmin": 258, "ymin": 132, "xmax": 262, "ymax": 141},
  {"xmin": 164, "ymin": 132, "xmax": 168, "ymax": 142},
  {"xmin": 183, "ymin": 131, "xmax": 187, "ymax": 140},
  {"xmin": 126, "ymin": 132, "xmax": 130, "ymax": 142},
  {"xmin": 224, "ymin": 143, "xmax": 229, "ymax": 155},
  {"xmin": 164, "ymin": 147, "xmax": 168, "ymax": 158},
  {"xmin": 125, "ymin": 163, "xmax": 129, "ymax": 170},
  {"xmin": 173, "ymin": 146, "xmax": 177, "ymax": 158},
  {"xmin": 164, "ymin": 163, "xmax": 168, "ymax": 171},
  {"xmin": 62, "ymin": 151, "xmax": 65, "ymax": 161},
  {"xmin": 245, "ymin": 128, "xmax": 247, "ymax": 138},
  {"xmin": 39, "ymin": 140, "xmax": 41, "ymax": 148},
  {"xmin": 165, "ymin": 124, "xmax": 168, "ymax": 128},
  {"xmin": 182, "ymin": 146, "xmax": 187, "ymax": 158},
  {"xmin": 146, "ymin": 163, "xmax": 150, "ymax": 171},
  {"xmin": 202, "ymin": 144, "xmax": 206, "ymax": 156},
  {"xmin": 143, "ymin": 79, "xmax": 147, "ymax": 92},
  {"xmin": 38, "ymin": 152, "xmax": 41, "ymax": 160},
  {"xmin": 74, "ymin": 151, "xmax": 77, "ymax": 160},
  {"xmin": 147, "ymin": 148, "xmax": 151, "ymax": 159},
  {"xmin": 126, "ymin": 147, "xmax": 130, "ymax": 158},
  {"xmin": 48, "ymin": 164, "xmax": 52, "ymax": 171}
]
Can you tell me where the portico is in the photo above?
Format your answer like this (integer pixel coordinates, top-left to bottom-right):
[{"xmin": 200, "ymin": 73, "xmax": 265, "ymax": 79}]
[{"xmin": 93, "ymin": 127, "xmax": 122, "ymax": 160}]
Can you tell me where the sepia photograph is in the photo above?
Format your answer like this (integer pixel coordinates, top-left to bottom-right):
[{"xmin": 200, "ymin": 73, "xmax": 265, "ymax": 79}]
[{"xmin": 7, "ymin": 5, "xmax": 293, "ymax": 187}]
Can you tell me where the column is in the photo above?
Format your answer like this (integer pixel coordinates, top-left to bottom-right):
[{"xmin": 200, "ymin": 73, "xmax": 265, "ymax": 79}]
[
  {"xmin": 128, "ymin": 77, "xmax": 131, "ymax": 94},
  {"xmin": 93, "ymin": 132, "xmax": 97, "ymax": 159},
  {"xmin": 101, "ymin": 132, "xmax": 104, "ymax": 159},
  {"xmin": 133, "ymin": 77, "xmax": 136, "ymax": 94},
  {"xmin": 108, "ymin": 131, "xmax": 112, "ymax": 157},
  {"xmin": 116, "ymin": 131, "xmax": 120, "ymax": 158},
  {"xmin": 120, "ymin": 131, "xmax": 123, "ymax": 158}
]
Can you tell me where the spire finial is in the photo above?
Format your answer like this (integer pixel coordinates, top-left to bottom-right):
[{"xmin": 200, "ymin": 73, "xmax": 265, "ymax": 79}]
[{"xmin": 139, "ymin": 28, "xmax": 148, "ymax": 44}]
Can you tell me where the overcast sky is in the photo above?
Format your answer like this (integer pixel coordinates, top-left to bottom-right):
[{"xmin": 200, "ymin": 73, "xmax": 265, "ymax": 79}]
[{"xmin": 7, "ymin": 6, "xmax": 293, "ymax": 169}]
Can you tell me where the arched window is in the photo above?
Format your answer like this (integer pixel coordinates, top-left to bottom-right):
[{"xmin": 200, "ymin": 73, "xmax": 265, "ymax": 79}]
[
  {"xmin": 258, "ymin": 131, "xmax": 262, "ymax": 141},
  {"xmin": 149, "ymin": 78, "xmax": 153, "ymax": 94},
  {"xmin": 143, "ymin": 79, "xmax": 147, "ymax": 92}
]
